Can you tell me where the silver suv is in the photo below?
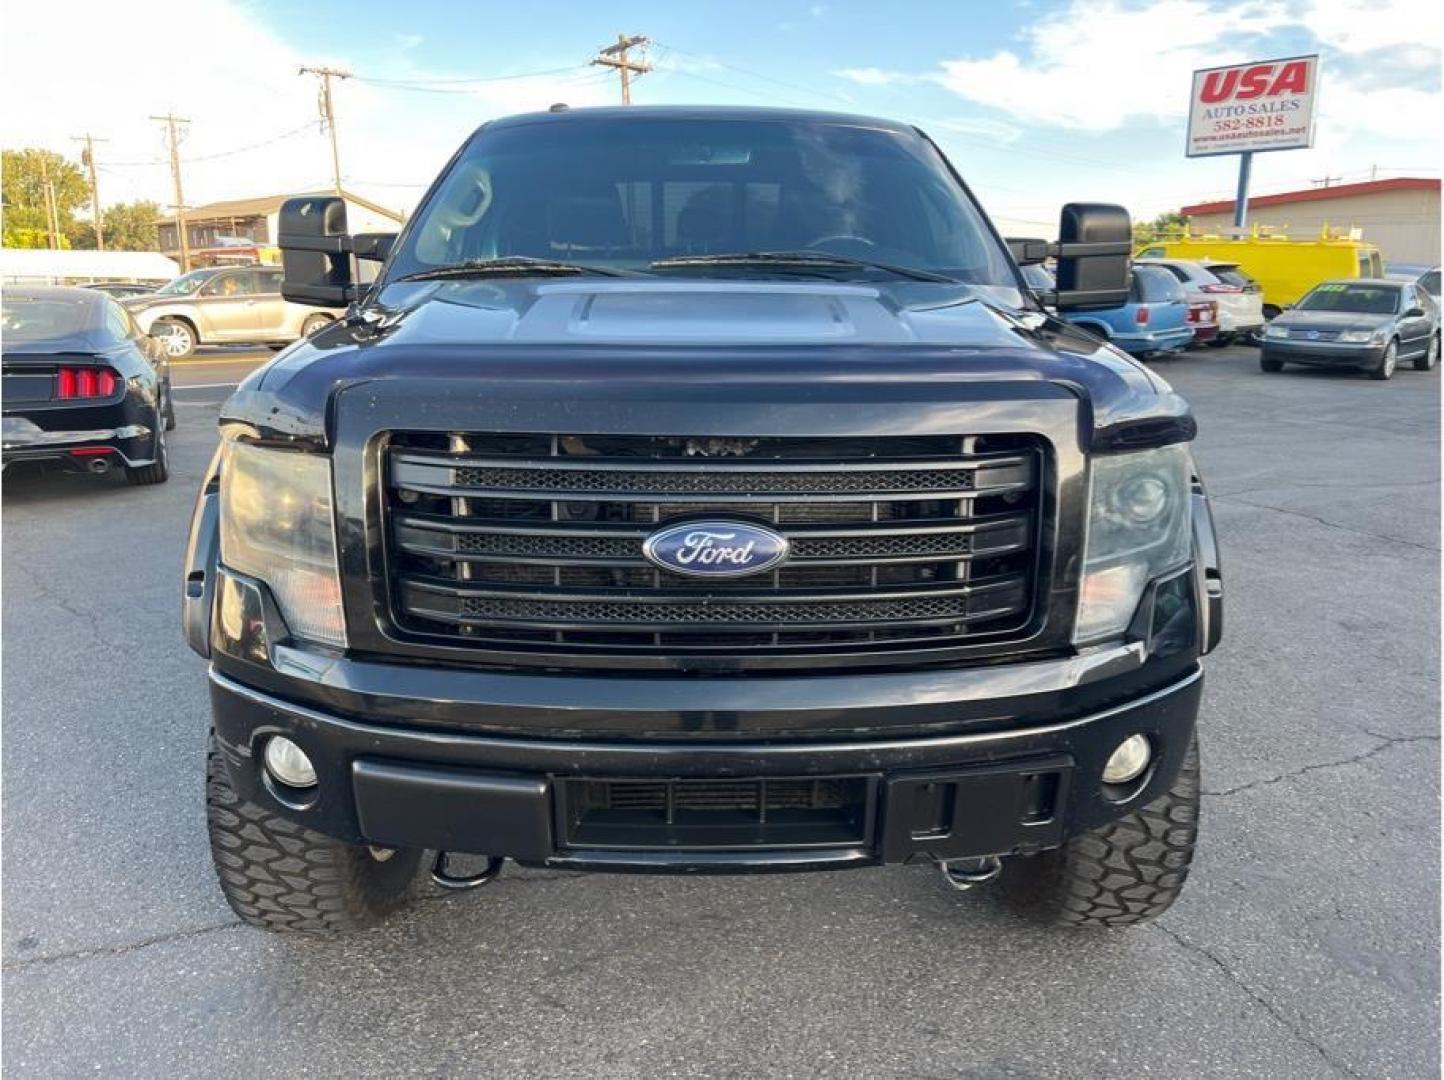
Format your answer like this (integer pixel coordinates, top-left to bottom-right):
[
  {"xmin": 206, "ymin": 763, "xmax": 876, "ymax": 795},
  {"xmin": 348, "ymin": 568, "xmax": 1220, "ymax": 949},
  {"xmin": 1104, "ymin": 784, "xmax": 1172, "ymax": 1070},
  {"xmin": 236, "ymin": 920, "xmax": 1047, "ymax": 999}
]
[{"xmin": 122, "ymin": 266, "xmax": 346, "ymax": 358}]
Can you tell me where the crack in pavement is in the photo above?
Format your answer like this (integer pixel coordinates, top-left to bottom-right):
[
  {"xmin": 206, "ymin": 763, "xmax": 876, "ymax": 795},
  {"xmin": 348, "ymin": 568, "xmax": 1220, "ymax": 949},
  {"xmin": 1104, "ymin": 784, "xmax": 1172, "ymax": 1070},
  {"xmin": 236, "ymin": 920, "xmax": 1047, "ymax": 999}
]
[
  {"xmin": 1212, "ymin": 477, "xmax": 1439, "ymax": 499},
  {"xmin": 6, "ymin": 560, "xmax": 124, "ymax": 651},
  {"xmin": 1153, "ymin": 920, "xmax": 1360, "ymax": 1079},
  {"xmin": 1212, "ymin": 493, "xmax": 1440, "ymax": 552},
  {"xmin": 1204, "ymin": 734, "xmax": 1440, "ymax": 799},
  {"xmin": 2, "ymin": 919, "xmax": 244, "ymax": 972}
]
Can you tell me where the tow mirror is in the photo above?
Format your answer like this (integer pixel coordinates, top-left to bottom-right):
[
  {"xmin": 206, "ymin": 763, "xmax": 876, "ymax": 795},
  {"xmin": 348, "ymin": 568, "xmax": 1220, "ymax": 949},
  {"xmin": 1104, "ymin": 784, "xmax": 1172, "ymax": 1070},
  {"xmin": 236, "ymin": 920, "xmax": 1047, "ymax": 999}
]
[
  {"xmin": 1053, "ymin": 203, "xmax": 1131, "ymax": 312},
  {"xmin": 278, "ymin": 196, "xmax": 356, "ymax": 307}
]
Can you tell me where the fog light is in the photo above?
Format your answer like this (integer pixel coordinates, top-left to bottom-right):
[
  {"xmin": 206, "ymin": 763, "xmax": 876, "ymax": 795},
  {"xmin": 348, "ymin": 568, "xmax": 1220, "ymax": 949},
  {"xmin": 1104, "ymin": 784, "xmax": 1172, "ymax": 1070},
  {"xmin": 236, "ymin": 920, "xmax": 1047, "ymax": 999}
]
[
  {"xmin": 263, "ymin": 736, "xmax": 317, "ymax": 788},
  {"xmin": 1102, "ymin": 734, "xmax": 1152, "ymax": 784}
]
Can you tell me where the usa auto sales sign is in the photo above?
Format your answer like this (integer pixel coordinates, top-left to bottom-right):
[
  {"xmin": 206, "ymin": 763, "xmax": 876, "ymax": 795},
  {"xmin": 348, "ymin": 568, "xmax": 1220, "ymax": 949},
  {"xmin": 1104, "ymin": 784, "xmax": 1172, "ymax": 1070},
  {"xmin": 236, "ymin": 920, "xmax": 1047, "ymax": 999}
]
[{"xmin": 1186, "ymin": 54, "xmax": 1319, "ymax": 157}]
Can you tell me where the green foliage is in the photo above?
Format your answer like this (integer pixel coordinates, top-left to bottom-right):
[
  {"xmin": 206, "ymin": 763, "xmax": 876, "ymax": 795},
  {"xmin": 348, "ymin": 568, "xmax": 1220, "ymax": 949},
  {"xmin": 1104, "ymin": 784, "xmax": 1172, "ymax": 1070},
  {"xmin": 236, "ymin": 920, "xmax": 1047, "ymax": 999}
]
[
  {"xmin": 2, "ymin": 148, "xmax": 88, "ymax": 248},
  {"xmin": 68, "ymin": 200, "xmax": 162, "ymax": 251},
  {"xmin": 1133, "ymin": 210, "xmax": 1188, "ymax": 245}
]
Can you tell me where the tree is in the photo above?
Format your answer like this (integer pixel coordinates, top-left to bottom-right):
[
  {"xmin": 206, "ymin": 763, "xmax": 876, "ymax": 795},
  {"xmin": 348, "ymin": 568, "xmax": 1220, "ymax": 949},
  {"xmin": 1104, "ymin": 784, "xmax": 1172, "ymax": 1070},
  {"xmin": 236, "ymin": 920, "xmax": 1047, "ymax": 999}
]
[
  {"xmin": 2, "ymin": 148, "xmax": 88, "ymax": 247},
  {"xmin": 1133, "ymin": 210, "xmax": 1188, "ymax": 246},
  {"xmin": 68, "ymin": 200, "xmax": 161, "ymax": 251}
]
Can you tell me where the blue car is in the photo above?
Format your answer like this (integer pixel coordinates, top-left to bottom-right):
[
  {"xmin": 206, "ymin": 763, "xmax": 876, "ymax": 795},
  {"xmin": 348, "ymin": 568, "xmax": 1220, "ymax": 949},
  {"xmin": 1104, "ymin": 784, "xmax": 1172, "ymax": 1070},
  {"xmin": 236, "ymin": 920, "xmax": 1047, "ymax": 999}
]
[{"xmin": 1062, "ymin": 264, "xmax": 1193, "ymax": 358}]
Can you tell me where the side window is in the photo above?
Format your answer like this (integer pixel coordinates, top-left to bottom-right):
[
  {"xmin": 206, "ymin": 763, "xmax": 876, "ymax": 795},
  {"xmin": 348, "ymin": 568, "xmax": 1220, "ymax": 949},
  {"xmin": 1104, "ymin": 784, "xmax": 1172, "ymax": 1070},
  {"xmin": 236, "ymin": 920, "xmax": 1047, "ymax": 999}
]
[
  {"xmin": 200, "ymin": 271, "xmax": 249, "ymax": 297},
  {"xmin": 256, "ymin": 269, "xmax": 283, "ymax": 295},
  {"xmin": 103, "ymin": 300, "xmax": 132, "ymax": 342},
  {"xmin": 1163, "ymin": 265, "xmax": 1189, "ymax": 282}
]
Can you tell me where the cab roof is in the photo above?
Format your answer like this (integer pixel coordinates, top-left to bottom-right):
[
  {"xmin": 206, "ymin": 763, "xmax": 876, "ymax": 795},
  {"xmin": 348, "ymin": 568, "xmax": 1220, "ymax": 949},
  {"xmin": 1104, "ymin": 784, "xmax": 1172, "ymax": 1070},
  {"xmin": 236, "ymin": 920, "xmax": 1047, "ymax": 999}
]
[{"xmin": 480, "ymin": 104, "xmax": 920, "ymax": 136}]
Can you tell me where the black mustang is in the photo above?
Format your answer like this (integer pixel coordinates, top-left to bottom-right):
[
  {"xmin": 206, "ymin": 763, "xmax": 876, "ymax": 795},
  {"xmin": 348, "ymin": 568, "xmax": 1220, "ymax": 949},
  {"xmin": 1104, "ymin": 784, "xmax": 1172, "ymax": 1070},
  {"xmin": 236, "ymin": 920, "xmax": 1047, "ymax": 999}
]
[{"xmin": 2, "ymin": 286, "xmax": 173, "ymax": 484}]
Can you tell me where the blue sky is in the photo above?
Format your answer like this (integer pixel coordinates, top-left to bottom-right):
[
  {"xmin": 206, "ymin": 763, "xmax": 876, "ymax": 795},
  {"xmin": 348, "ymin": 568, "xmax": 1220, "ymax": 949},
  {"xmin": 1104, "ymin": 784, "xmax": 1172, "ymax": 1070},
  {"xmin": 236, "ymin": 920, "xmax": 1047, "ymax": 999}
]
[{"xmin": 4, "ymin": 0, "xmax": 1440, "ymax": 234}]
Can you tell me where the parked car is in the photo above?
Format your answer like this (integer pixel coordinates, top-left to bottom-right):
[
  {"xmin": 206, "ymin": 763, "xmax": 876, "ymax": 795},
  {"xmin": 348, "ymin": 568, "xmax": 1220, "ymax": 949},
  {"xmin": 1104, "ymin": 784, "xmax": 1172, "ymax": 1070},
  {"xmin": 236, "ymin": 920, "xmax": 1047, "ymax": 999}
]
[
  {"xmin": 1260, "ymin": 278, "xmax": 1440, "ymax": 379},
  {"xmin": 1185, "ymin": 299, "xmax": 1219, "ymax": 345},
  {"xmin": 1385, "ymin": 263, "xmax": 1441, "ymax": 302},
  {"xmin": 82, "ymin": 281, "xmax": 158, "ymax": 300},
  {"xmin": 122, "ymin": 265, "xmax": 345, "ymax": 358},
  {"xmin": 1135, "ymin": 232, "xmax": 1384, "ymax": 318},
  {"xmin": 1135, "ymin": 257, "xmax": 1264, "ymax": 345},
  {"xmin": 1061, "ymin": 265, "xmax": 1194, "ymax": 357},
  {"xmin": 186, "ymin": 106, "xmax": 1223, "ymax": 935},
  {"xmin": 1, "ymin": 286, "xmax": 172, "ymax": 484}
]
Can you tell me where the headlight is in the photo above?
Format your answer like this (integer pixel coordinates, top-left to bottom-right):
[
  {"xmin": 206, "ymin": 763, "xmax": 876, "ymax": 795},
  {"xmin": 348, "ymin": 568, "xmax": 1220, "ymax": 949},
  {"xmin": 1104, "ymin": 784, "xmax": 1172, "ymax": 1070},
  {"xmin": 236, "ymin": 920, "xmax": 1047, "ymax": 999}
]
[
  {"xmin": 1075, "ymin": 444, "xmax": 1192, "ymax": 644},
  {"xmin": 1263, "ymin": 323, "xmax": 1289, "ymax": 339},
  {"xmin": 219, "ymin": 440, "xmax": 346, "ymax": 648},
  {"xmin": 1339, "ymin": 328, "xmax": 1377, "ymax": 343}
]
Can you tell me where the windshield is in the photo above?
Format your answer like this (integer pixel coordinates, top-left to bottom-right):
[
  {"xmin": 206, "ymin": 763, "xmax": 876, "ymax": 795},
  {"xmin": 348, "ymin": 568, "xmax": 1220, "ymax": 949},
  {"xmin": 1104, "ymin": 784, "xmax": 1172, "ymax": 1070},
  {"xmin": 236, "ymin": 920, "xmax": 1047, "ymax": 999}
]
[
  {"xmin": 154, "ymin": 269, "xmax": 218, "ymax": 297},
  {"xmin": 1296, "ymin": 283, "xmax": 1400, "ymax": 315},
  {"xmin": 388, "ymin": 116, "xmax": 1016, "ymax": 287}
]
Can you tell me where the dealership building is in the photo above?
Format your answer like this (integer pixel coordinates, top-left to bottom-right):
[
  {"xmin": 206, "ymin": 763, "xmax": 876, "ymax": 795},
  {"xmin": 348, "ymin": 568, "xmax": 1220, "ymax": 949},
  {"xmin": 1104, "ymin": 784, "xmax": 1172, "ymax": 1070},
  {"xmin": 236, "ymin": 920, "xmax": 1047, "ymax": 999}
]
[{"xmin": 1180, "ymin": 177, "xmax": 1441, "ymax": 265}]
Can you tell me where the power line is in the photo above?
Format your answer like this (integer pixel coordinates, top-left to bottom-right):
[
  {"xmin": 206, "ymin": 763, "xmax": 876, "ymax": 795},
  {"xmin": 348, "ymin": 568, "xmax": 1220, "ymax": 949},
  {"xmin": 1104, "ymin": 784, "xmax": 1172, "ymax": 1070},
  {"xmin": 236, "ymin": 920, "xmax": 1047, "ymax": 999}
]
[{"xmin": 354, "ymin": 64, "xmax": 589, "ymax": 88}]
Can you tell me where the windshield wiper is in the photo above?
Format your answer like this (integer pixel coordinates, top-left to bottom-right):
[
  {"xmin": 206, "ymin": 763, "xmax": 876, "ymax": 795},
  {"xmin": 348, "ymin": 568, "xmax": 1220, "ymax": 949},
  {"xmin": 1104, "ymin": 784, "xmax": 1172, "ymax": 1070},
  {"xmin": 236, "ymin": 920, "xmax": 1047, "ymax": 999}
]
[
  {"xmin": 650, "ymin": 250, "xmax": 957, "ymax": 284},
  {"xmin": 394, "ymin": 256, "xmax": 628, "ymax": 282}
]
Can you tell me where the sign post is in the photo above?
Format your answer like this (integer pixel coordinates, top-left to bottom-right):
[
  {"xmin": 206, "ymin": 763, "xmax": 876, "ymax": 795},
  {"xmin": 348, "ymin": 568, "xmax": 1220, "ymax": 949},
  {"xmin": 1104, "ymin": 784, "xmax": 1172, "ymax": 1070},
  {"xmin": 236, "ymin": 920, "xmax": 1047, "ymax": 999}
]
[{"xmin": 1186, "ymin": 55, "xmax": 1319, "ymax": 232}]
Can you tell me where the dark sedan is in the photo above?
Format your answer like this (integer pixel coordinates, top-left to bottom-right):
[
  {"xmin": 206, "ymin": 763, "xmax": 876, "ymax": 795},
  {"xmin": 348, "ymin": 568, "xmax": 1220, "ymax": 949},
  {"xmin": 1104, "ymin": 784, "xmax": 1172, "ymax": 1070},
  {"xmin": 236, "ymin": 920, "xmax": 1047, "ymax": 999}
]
[
  {"xmin": 1260, "ymin": 279, "xmax": 1440, "ymax": 380},
  {"xmin": 2, "ymin": 286, "xmax": 173, "ymax": 484}
]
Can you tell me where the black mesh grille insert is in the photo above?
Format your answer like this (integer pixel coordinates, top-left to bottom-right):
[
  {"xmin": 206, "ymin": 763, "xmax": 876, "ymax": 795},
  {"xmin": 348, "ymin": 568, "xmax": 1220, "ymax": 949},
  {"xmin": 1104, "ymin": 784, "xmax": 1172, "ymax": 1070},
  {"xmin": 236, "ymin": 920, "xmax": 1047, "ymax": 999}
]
[{"xmin": 382, "ymin": 432, "xmax": 1045, "ymax": 665}]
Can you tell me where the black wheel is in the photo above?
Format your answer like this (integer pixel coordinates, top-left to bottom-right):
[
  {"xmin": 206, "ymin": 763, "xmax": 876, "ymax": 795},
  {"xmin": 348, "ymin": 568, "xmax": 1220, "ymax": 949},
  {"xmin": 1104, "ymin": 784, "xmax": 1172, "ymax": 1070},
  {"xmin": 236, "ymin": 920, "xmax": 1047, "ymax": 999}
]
[
  {"xmin": 1370, "ymin": 339, "xmax": 1398, "ymax": 380},
  {"xmin": 995, "ymin": 735, "xmax": 1200, "ymax": 928},
  {"xmin": 301, "ymin": 313, "xmax": 334, "ymax": 338},
  {"xmin": 153, "ymin": 317, "xmax": 196, "ymax": 359},
  {"xmin": 162, "ymin": 381, "xmax": 176, "ymax": 431},
  {"xmin": 124, "ymin": 414, "xmax": 169, "ymax": 485},
  {"xmin": 1205, "ymin": 332, "xmax": 1234, "ymax": 348},
  {"xmin": 1414, "ymin": 334, "xmax": 1439, "ymax": 372},
  {"xmin": 1260, "ymin": 354, "xmax": 1284, "ymax": 373},
  {"xmin": 205, "ymin": 737, "xmax": 422, "ymax": 933}
]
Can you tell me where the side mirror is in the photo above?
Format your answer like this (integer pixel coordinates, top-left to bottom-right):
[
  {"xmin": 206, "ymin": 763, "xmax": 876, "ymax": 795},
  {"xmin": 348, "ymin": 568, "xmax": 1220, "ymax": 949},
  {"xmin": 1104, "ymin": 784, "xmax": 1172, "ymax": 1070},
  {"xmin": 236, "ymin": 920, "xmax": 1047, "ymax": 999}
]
[
  {"xmin": 279, "ymin": 196, "xmax": 356, "ymax": 307},
  {"xmin": 1404, "ymin": 306, "xmax": 1425, "ymax": 318},
  {"xmin": 1054, "ymin": 203, "xmax": 1131, "ymax": 312}
]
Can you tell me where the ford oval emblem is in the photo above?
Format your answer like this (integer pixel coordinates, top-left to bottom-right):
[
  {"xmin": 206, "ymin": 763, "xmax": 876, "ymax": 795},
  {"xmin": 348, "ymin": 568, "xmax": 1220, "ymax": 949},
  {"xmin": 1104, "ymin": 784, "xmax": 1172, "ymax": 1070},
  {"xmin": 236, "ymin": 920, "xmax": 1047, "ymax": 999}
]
[{"xmin": 642, "ymin": 520, "xmax": 790, "ymax": 578}]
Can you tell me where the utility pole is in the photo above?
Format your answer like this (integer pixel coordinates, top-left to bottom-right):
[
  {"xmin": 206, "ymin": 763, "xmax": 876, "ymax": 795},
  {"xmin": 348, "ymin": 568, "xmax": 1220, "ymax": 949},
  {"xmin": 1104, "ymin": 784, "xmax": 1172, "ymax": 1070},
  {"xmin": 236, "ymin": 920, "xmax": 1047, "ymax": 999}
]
[
  {"xmin": 300, "ymin": 65, "xmax": 352, "ymax": 193},
  {"xmin": 592, "ymin": 35, "xmax": 651, "ymax": 104},
  {"xmin": 1310, "ymin": 174, "xmax": 1341, "ymax": 188},
  {"xmin": 38, "ymin": 156, "xmax": 60, "ymax": 249},
  {"xmin": 72, "ymin": 133, "xmax": 108, "ymax": 250},
  {"xmin": 150, "ymin": 114, "xmax": 190, "ymax": 270}
]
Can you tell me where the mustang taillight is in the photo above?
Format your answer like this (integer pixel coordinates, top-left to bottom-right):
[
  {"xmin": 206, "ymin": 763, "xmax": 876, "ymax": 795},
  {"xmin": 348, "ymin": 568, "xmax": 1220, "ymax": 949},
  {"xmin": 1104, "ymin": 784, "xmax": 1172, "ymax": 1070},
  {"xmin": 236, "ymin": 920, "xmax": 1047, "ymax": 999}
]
[{"xmin": 55, "ymin": 367, "xmax": 118, "ymax": 400}]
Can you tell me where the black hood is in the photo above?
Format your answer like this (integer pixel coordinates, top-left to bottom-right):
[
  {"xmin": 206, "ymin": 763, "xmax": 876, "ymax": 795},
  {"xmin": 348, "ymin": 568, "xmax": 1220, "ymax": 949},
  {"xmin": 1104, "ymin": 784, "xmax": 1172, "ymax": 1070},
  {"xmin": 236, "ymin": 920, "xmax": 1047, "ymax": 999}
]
[{"xmin": 221, "ymin": 279, "xmax": 1194, "ymax": 451}]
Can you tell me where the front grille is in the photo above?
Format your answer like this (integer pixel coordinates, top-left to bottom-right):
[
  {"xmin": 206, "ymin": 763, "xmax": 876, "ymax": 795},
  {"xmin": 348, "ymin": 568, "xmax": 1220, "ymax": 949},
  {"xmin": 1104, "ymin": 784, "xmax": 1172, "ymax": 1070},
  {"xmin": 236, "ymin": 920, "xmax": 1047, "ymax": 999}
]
[
  {"xmin": 382, "ymin": 432, "xmax": 1045, "ymax": 663},
  {"xmin": 1288, "ymin": 328, "xmax": 1341, "ymax": 341},
  {"xmin": 557, "ymin": 776, "xmax": 875, "ymax": 850}
]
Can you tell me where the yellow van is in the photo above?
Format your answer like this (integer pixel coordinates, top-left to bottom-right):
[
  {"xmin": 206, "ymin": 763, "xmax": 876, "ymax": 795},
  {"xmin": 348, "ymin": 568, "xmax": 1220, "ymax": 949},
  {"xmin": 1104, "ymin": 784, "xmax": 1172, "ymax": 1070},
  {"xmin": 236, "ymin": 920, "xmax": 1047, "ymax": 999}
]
[{"xmin": 1134, "ymin": 228, "xmax": 1383, "ymax": 316}]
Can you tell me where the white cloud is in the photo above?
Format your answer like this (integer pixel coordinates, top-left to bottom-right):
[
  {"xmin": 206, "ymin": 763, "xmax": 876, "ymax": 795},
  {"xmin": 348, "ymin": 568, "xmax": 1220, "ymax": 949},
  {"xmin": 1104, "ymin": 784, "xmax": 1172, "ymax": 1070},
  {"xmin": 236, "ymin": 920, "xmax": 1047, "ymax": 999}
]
[
  {"xmin": 1298, "ymin": 0, "xmax": 1443, "ymax": 55},
  {"xmin": 834, "ymin": 67, "xmax": 913, "ymax": 86},
  {"xmin": 933, "ymin": 0, "xmax": 1296, "ymax": 131},
  {"xmin": 0, "ymin": 0, "xmax": 610, "ymax": 218}
]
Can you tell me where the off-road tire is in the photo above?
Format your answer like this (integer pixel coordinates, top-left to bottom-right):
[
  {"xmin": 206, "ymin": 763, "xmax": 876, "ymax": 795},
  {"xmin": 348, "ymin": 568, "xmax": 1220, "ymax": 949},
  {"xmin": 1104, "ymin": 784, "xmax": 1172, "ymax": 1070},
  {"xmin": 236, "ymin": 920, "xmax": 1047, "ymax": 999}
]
[
  {"xmin": 1370, "ymin": 339, "xmax": 1397, "ymax": 380},
  {"xmin": 205, "ymin": 738, "xmax": 422, "ymax": 933},
  {"xmin": 1260, "ymin": 354, "xmax": 1284, "ymax": 373},
  {"xmin": 995, "ymin": 734, "xmax": 1200, "ymax": 928},
  {"xmin": 1414, "ymin": 334, "xmax": 1439, "ymax": 372}
]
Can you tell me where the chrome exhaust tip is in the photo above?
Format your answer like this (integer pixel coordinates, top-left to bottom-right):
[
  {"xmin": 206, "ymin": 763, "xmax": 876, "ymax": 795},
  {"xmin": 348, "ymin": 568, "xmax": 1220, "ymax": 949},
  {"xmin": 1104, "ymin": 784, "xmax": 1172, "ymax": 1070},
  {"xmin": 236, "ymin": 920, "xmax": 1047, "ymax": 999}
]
[{"xmin": 87, "ymin": 457, "xmax": 111, "ymax": 475}]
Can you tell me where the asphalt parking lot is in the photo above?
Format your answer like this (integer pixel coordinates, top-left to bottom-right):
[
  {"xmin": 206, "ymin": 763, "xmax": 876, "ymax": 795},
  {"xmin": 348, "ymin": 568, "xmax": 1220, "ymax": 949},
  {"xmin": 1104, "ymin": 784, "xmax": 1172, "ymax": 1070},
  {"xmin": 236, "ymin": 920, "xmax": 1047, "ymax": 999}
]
[{"xmin": 2, "ymin": 343, "xmax": 1438, "ymax": 1078}]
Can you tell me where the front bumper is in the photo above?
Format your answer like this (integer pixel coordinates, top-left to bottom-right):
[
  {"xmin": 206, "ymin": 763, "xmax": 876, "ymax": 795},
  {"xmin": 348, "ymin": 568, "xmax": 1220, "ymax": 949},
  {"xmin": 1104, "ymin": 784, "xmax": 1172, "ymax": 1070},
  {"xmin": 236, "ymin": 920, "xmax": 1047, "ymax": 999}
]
[
  {"xmin": 209, "ymin": 663, "xmax": 1203, "ymax": 873},
  {"xmin": 1262, "ymin": 339, "xmax": 1384, "ymax": 369}
]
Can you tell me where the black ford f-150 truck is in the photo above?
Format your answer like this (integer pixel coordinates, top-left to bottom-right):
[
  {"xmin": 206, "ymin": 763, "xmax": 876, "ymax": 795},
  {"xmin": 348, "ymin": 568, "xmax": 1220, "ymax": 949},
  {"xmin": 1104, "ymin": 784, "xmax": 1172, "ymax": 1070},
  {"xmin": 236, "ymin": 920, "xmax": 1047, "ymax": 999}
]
[{"xmin": 183, "ymin": 106, "xmax": 1222, "ymax": 933}]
